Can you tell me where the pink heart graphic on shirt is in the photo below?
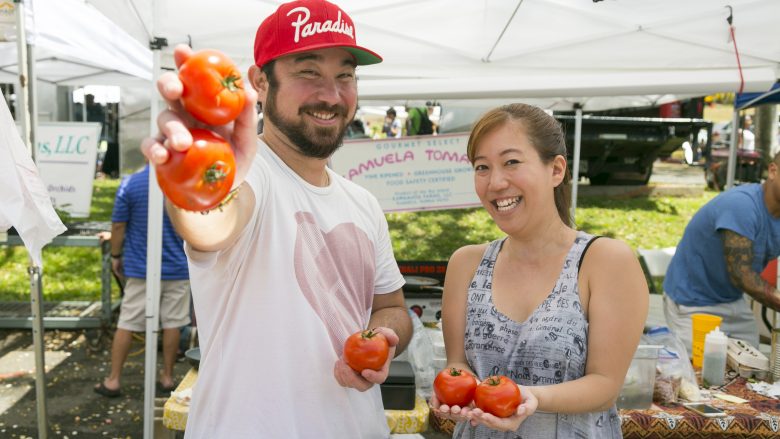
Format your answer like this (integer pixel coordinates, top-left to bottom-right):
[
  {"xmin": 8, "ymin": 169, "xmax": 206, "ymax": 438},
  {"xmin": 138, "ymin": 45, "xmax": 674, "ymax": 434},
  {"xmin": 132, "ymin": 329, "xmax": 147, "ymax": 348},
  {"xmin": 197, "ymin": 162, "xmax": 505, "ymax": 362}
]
[{"xmin": 293, "ymin": 211, "xmax": 376, "ymax": 355}]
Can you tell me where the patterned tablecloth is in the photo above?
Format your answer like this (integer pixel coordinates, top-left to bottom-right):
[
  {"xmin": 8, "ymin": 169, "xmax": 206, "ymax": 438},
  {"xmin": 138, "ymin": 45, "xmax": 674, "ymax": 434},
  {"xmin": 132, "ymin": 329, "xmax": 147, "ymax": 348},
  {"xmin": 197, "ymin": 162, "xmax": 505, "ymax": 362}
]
[
  {"xmin": 163, "ymin": 368, "xmax": 430, "ymax": 434},
  {"xmin": 432, "ymin": 378, "xmax": 780, "ymax": 438},
  {"xmin": 621, "ymin": 377, "xmax": 780, "ymax": 439}
]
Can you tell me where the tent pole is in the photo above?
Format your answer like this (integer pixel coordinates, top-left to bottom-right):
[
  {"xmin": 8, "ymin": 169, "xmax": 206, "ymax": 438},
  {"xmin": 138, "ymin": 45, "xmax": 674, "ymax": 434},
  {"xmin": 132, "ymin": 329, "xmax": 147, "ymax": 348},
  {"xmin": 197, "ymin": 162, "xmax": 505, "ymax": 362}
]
[
  {"xmin": 27, "ymin": 42, "xmax": 37, "ymax": 161},
  {"xmin": 143, "ymin": 32, "xmax": 166, "ymax": 439},
  {"xmin": 726, "ymin": 109, "xmax": 739, "ymax": 189},
  {"xmin": 28, "ymin": 264, "xmax": 49, "ymax": 439},
  {"xmin": 482, "ymin": 0, "xmax": 524, "ymax": 62},
  {"xmin": 15, "ymin": 2, "xmax": 47, "ymax": 437},
  {"xmin": 570, "ymin": 104, "xmax": 583, "ymax": 223},
  {"xmin": 14, "ymin": 0, "xmax": 31, "ymax": 155}
]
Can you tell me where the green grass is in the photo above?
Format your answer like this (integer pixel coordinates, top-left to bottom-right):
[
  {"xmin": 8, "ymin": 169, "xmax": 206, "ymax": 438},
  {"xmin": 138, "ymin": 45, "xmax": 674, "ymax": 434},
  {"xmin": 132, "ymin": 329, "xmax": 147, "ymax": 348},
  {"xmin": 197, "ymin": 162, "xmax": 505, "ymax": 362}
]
[
  {"xmin": 0, "ymin": 178, "xmax": 717, "ymax": 301},
  {"xmin": 0, "ymin": 179, "xmax": 120, "ymax": 302},
  {"xmin": 388, "ymin": 191, "xmax": 717, "ymax": 261}
]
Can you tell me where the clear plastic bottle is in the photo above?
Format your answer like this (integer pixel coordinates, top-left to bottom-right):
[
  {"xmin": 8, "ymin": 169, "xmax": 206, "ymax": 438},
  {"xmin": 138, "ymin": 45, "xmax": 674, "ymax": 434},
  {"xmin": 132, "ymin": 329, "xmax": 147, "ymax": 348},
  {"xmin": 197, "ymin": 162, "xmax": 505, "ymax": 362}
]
[{"xmin": 701, "ymin": 326, "xmax": 728, "ymax": 387}]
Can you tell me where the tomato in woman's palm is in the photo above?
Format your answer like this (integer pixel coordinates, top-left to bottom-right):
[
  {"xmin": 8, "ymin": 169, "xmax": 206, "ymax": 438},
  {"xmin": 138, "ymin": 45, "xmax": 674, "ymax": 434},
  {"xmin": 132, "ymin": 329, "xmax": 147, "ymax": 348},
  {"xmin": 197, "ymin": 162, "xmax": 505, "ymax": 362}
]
[
  {"xmin": 156, "ymin": 128, "xmax": 235, "ymax": 212},
  {"xmin": 434, "ymin": 367, "xmax": 478, "ymax": 407},
  {"xmin": 343, "ymin": 329, "xmax": 389, "ymax": 372},
  {"xmin": 179, "ymin": 49, "xmax": 245, "ymax": 126},
  {"xmin": 474, "ymin": 375, "xmax": 522, "ymax": 418}
]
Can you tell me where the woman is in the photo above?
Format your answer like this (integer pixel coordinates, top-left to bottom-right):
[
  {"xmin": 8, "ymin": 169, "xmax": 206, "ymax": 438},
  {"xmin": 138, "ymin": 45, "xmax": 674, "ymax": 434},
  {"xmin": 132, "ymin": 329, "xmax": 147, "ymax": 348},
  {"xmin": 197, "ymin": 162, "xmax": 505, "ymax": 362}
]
[{"xmin": 432, "ymin": 104, "xmax": 648, "ymax": 437}]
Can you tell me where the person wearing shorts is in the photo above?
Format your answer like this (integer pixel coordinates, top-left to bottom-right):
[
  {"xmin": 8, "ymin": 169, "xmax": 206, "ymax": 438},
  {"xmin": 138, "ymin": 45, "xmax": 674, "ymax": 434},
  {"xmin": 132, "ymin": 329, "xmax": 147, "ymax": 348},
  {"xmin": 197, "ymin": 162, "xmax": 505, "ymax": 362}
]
[
  {"xmin": 664, "ymin": 152, "xmax": 780, "ymax": 353},
  {"xmin": 117, "ymin": 278, "xmax": 190, "ymax": 332},
  {"xmin": 94, "ymin": 164, "xmax": 190, "ymax": 398}
]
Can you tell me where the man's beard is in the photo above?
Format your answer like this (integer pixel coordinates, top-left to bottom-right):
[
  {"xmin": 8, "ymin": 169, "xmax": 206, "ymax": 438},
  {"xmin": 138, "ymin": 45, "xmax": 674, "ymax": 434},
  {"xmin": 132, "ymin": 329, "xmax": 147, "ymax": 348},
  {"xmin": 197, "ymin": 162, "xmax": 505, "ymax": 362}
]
[{"xmin": 264, "ymin": 86, "xmax": 352, "ymax": 159}]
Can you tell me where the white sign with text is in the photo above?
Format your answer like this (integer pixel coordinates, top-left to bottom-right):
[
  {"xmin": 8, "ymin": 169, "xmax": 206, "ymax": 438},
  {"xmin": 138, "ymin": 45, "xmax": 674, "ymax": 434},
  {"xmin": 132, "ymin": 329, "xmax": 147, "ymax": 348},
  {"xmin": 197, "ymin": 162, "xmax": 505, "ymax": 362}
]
[
  {"xmin": 33, "ymin": 122, "xmax": 101, "ymax": 218},
  {"xmin": 330, "ymin": 133, "xmax": 480, "ymax": 213}
]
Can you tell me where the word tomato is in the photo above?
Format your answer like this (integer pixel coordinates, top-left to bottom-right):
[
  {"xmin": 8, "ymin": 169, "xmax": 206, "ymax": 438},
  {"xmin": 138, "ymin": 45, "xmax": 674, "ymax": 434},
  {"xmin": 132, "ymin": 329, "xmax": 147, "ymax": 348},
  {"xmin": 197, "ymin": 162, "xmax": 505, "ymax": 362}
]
[
  {"xmin": 156, "ymin": 128, "xmax": 235, "ymax": 212},
  {"xmin": 343, "ymin": 329, "xmax": 389, "ymax": 372},
  {"xmin": 474, "ymin": 375, "xmax": 522, "ymax": 418},
  {"xmin": 433, "ymin": 367, "xmax": 478, "ymax": 407},
  {"xmin": 179, "ymin": 49, "xmax": 245, "ymax": 126}
]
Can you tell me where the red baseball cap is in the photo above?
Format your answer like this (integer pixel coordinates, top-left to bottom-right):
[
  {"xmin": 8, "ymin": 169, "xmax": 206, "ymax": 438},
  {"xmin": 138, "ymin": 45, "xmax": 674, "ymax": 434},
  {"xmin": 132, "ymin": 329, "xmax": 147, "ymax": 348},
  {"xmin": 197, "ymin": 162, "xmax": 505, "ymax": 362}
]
[{"xmin": 254, "ymin": 0, "xmax": 382, "ymax": 68}]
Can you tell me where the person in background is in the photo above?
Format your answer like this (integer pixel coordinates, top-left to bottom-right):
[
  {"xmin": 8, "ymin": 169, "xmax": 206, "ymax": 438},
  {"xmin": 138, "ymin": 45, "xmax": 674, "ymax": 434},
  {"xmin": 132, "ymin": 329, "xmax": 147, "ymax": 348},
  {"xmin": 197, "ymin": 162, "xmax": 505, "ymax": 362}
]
[
  {"xmin": 76, "ymin": 93, "xmax": 107, "ymax": 144},
  {"xmin": 405, "ymin": 103, "xmax": 434, "ymax": 136},
  {"xmin": 426, "ymin": 101, "xmax": 440, "ymax": 134},
  {"xmin": 711, "ymin": 130, "xmax": 723, "ymax": 148},
  {"xmin": 740, "ymin": 115, "xmax": 756, "ymax": 151},
  {"xmin": 664, "ymin": 151, "xmax": 780, "ymax": 352},
  {"xmin": 94, "ymin": 164, "xmax": 190, "ymax": 398},
  {"xmin": 433, "ymin": 103, "xmax": 648, "ymax": 437},
  {"xmin": 140, "ymin": 0, "xmax": 412, "ymax": 437},
  {"xmin": 346, "ymin": 118, "xmax": 370, "ymax": 139},
  {"xmin": 382, "ymin": 107, "xmax": 402, "ymax": 138}
]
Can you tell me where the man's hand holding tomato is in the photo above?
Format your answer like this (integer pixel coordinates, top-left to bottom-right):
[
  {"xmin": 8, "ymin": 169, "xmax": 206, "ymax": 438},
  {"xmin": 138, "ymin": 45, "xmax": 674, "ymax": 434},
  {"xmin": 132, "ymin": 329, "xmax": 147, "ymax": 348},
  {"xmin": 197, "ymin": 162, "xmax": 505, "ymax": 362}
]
[
  {"xmin": 334, "ymin": 327, "xmax": 399, "ymax": 392},
  {"xmin": 141, "ymin": 44, "xmax": 258, "ymax": 193},
  {"xmin": 467, "ymin": 384, "xmax": 538, "ymax": 432}
]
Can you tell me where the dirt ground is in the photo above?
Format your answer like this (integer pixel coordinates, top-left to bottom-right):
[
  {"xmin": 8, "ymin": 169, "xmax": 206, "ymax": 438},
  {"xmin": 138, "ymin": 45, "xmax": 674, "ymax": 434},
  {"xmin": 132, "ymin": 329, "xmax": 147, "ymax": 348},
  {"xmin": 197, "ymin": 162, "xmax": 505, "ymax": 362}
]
[
  {"xmin": 0, "ymin": 328, "xmax": 452, "ymax": 439},
  {"xmin": 0, "ymin": 327, "xmax": 191, "ymax": 438}
]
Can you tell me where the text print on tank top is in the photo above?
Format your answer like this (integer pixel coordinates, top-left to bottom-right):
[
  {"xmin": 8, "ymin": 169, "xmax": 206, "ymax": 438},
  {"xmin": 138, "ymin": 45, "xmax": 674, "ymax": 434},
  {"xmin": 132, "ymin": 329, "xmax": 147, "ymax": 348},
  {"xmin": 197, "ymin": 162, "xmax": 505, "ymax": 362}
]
[{"xmin": 464, "ymin": 233, "xmax": 596, "ymax": 385}]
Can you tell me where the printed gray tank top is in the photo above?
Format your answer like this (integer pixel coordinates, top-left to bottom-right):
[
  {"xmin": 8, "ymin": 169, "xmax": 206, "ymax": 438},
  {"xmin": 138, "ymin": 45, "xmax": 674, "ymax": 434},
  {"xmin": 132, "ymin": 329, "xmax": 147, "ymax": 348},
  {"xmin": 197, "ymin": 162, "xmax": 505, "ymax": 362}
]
[{"xmin": 453, "ymin": 231, "xmax": 622, "ymax": 439}]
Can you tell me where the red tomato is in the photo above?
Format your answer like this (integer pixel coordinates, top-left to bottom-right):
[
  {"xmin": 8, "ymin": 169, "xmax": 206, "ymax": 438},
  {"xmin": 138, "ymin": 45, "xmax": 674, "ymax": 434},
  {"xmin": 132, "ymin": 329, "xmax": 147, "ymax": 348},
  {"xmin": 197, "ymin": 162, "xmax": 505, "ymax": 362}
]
[
  {"xmin": 343, "ymin": 329, "xmax": 389, "ymax": 372},
  {"xmin": 474, "ymin": 375, "xmax": 522, "ymax": 418},
  {"xmin": 156, "ymin": 128, "xmax": 235, "ymax": 212},
  {"xmin": 433, "ymin": 367, "xmax": 478, "ymax": 407},
  {"xmin": 179, "ymin": 49, "xmax": 245, "ymax": 126}
]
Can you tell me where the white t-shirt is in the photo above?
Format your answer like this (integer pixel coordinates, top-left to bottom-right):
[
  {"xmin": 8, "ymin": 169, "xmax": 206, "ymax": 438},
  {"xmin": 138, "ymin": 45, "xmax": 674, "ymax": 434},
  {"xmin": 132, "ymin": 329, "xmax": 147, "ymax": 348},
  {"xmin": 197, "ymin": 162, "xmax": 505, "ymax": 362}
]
[
  {"xmin": 183, "ymin": 141, "xmax": 404, "ymax": 439},
  {"xmin": 742, "ymin": 129, "xmax": 755, "ymax": 151}
]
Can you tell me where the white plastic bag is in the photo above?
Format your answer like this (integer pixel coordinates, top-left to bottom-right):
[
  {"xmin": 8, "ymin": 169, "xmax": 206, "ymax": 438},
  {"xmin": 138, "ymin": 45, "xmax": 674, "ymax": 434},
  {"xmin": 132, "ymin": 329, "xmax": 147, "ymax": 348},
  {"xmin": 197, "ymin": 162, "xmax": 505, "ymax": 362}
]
[
  {"xmin": 405, "ymin": 310, "xmax": 435, "ymax": 399},
  {"xmin": 643, "ymin": 326, "xmax": 701, "ymax": 403}
]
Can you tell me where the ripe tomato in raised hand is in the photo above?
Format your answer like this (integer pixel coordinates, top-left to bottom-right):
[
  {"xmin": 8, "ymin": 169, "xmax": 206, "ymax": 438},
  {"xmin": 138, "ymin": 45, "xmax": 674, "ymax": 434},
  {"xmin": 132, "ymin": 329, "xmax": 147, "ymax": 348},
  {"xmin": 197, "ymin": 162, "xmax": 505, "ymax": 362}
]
[
  {"xmin": 156, "ymin": 128, "xmax": 235, "ymax": 212},
  {"xmin": 179, "ymin": 49, "xmax": 245, "ymax": 126},
  {"xmin": 343, "ymin": 329, "xmax": 389, "ymax": 372},
  {"xmin": 434, "ymin": 367, "xmax": 478, "ymax": 407},
  {"xmin": 474, "ymin": 375, "xmax": 522, "ymax": 418}
]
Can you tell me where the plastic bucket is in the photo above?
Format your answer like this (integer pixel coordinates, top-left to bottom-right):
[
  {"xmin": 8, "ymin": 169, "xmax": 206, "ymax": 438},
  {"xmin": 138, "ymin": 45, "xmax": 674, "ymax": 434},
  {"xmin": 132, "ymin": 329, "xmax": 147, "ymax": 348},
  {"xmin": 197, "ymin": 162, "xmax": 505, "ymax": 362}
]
[{"xmin": 691, "ymin": 313, "xmax": 722, "ymax": 368}]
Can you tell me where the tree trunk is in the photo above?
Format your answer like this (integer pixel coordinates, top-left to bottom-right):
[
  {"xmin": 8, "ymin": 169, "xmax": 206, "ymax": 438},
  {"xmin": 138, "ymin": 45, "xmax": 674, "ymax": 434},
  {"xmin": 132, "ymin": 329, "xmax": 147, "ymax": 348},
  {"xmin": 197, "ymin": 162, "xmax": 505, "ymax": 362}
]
[{"xmin": 756, "ymin": 104, "xmax": 778, "ymax": 163}]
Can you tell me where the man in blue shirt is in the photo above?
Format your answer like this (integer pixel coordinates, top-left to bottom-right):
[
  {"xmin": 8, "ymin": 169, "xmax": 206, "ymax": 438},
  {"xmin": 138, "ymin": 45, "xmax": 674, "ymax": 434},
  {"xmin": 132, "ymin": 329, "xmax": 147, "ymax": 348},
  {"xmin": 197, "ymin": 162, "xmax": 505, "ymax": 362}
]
[
  {"xmin": 94, "ymin": 165, "xmax": 191, "ymax": 397},
  {"xmin": 664, "ymin": 152, "xmax": 780, "ymax": 352}
]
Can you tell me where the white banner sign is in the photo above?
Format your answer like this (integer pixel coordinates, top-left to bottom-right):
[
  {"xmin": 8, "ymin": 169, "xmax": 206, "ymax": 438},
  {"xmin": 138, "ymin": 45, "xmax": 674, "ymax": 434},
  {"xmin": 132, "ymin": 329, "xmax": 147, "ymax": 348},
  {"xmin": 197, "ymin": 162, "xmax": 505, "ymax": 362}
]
[
  {"xmin": 33, "ymin": 122, "xmax": 101, "ymax": 218},
  {"xmin": 330, "ymin": 133, "xmax": 480, "ymax": 213}
]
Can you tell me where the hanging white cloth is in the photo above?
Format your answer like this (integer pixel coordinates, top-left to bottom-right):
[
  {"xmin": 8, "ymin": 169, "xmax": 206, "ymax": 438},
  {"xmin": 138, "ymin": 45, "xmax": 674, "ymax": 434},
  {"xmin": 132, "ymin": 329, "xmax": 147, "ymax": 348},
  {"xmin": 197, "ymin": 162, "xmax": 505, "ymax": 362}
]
[{"xmin": 0, "ymin": 93, "xmax": 65, "ymax": 265}]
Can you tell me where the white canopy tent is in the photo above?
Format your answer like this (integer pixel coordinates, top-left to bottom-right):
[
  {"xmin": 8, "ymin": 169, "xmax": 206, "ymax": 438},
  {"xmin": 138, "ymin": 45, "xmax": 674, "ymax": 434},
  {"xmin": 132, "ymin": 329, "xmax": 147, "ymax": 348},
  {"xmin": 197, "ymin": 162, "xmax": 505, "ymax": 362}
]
[
  {"xmin": 86, "ymin": 0, "xmax": 778, "ymax": 99},
  {"xmin": 1, "ymin": 1, "xmax": 151, "ymax": 438},
  {"xmin": 83, "ymin": 1, "xmax": 779, "ymax": 436},
  {"xmin": 0, "ymin": 0, "xmax": 151, "ymax": 85},
  {"xmin": 88, "ymin": 0, "xmax": 779, "ymax": 208},
  {"xmin": 0, "ymin": 0, "xmax": 152, "ymax": 159}
]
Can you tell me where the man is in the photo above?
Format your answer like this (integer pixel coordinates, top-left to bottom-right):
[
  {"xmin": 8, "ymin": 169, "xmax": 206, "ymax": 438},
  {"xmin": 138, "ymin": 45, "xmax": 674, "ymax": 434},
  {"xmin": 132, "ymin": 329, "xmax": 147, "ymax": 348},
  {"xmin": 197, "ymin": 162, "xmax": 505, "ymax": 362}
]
[
  {"xmin": 141, "ymin": 1, "xmax": 412, "ymax": 437},
  {"xmin": 94, "ymin": 164, "xmax": 190, "ymax": 397},
  {"xmin": 664, "ymin": 152, "xmax": 780, "ymax": 352},
  {"xmin": 382, "ymin": 107, "xmax": 401, "ymax": 138},
  {"xmin": 405, "ymin": 103, "xmax": 434, "ymax": 136}
]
